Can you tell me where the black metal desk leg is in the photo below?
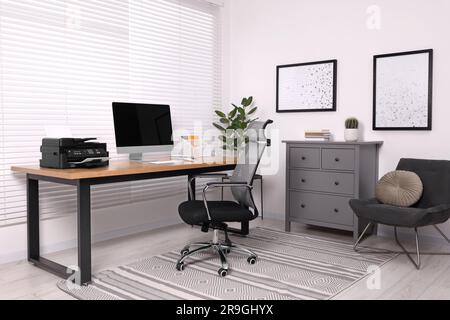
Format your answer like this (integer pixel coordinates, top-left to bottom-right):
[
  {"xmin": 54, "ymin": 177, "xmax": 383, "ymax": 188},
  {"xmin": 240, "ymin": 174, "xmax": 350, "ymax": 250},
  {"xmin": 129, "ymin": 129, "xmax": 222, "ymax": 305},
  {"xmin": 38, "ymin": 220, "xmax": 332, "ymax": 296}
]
[
  {"xmin": 77, "ymin": 181, "xmax": 92, "ymax": 285},
  {"xmin": 27, "ymin": 177, "xmax": 40, "ymax": 261}
]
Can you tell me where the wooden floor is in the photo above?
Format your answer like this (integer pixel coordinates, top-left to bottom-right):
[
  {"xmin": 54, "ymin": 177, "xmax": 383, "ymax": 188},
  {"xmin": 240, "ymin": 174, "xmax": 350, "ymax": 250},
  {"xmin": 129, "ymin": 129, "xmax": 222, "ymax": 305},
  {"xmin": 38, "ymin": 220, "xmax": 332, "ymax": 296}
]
[{"xmin": 1, "ymin": 219, "xmax": 450, "ymax": 300}]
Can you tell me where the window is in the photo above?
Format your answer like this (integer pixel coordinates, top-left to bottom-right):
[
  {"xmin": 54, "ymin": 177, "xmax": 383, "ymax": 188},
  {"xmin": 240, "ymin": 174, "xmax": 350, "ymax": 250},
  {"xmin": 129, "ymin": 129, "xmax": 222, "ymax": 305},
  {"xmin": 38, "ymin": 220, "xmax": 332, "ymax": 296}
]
[{"xmin": 0, "ymin": 0, "xmax": 222, "ymax": 226}]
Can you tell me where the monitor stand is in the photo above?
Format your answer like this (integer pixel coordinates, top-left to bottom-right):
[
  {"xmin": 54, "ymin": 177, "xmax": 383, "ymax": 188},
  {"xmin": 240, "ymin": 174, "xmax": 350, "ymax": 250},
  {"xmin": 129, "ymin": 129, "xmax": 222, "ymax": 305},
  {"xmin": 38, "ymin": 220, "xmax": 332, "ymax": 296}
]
[{"xmin": 129, "ymin": 153, "xmax": 143, "ymax": 161}]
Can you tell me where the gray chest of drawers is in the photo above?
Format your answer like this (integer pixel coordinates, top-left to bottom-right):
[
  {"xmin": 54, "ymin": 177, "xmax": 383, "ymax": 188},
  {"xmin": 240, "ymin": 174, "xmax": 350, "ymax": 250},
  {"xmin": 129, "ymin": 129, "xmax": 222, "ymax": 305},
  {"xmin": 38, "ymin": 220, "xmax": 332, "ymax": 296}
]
[{"xmin": 283, "ymin": 141, "xmax": 383, "ymax": 239}]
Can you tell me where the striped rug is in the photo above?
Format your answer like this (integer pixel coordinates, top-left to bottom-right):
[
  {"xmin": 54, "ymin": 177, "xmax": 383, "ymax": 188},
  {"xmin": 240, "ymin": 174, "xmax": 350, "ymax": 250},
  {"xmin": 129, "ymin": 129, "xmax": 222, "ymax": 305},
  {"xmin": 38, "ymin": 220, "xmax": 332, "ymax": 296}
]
[{"xmin": 58, "ymin": 228, "xmax": 396, "ymax": 300}]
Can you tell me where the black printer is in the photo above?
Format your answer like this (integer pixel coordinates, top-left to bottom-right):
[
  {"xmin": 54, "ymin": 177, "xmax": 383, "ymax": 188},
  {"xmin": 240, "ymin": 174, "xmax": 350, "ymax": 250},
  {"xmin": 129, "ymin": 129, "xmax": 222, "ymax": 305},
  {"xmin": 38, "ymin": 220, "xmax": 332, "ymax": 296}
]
[{"xmin": 40, "ymin": 138, "xmax": 110, "ymax": 169}]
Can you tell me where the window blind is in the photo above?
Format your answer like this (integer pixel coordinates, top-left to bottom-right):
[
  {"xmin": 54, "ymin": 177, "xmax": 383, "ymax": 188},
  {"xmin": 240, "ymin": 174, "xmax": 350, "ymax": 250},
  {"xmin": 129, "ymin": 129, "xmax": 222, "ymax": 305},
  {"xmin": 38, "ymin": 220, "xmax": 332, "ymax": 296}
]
[{"xmin": 0, "ymin": 0, "xmax": 222, "ymax": 227}]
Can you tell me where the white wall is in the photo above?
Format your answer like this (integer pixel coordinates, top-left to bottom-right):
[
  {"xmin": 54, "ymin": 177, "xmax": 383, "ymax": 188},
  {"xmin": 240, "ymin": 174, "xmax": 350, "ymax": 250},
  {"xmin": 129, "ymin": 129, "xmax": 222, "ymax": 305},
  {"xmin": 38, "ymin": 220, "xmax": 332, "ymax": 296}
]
[{"xmin": 224, "ymin": 0, "xmax": 450, "ymax": 238}]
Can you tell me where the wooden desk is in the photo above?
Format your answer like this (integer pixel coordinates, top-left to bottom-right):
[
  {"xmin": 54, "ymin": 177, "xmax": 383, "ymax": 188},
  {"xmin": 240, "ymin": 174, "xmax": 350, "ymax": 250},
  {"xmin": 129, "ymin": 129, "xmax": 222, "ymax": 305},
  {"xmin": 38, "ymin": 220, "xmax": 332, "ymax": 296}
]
[{"xmin": 12, "ymin": 158, "xmax": 237, "ymax": 285}]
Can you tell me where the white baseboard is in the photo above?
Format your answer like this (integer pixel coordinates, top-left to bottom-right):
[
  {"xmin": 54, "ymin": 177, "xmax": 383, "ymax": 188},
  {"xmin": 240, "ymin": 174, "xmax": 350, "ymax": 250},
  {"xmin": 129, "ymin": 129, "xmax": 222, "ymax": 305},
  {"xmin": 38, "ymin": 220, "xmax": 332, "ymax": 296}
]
[{"xmin": 0, "ymin": 218, "xmax": 180, "ymax": 265}]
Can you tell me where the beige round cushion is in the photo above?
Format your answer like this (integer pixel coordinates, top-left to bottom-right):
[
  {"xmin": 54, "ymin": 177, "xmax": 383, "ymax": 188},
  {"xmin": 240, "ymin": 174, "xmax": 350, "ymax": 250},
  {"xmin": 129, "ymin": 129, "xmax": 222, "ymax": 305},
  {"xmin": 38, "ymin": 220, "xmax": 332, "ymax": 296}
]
[{"xmin": 375, "ymin": 171, "xmax": 423, "ymax": 207}]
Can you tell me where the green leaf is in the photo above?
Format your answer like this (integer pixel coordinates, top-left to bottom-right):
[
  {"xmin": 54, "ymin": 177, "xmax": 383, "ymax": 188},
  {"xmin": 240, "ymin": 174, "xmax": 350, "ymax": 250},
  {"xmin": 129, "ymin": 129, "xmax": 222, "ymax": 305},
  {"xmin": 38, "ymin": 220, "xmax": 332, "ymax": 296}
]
[
  {"xmin": 248, "ymin": 107, "xmax": 257, "ymax": 115},
  {"xmin": 213, "ymin": 123, "xmax": 226, "ymax": 132},
  {"xmin": 238, "ymin": 108, "xmax": 245, "ymax": 117},
  {"xmin": 228, "ymin": 108, "xmax": 238, "ymax": 118},
  {"xmin": 220, "ymin": 118, "xmax": 230, "ymax": 124},
  {"xmin": 215, "ymin": 110, "xmax": 226, "ymax": 118},
  {"xmin": 242, "ymin": 96, "xmax": 253, "ymax": 107}
]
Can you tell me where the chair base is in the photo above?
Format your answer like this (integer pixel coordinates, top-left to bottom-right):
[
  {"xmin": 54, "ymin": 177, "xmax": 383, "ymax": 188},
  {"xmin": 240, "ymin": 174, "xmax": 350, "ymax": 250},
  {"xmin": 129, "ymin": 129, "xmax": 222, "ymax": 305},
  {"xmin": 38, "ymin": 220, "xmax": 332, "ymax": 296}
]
[
  {"xmin": 354, "ymin": 223, "xmax": 450, "ymax": 270},
  {"xmin": 176, "ymin": 229, "xmax": 257, "ymax": 277}
]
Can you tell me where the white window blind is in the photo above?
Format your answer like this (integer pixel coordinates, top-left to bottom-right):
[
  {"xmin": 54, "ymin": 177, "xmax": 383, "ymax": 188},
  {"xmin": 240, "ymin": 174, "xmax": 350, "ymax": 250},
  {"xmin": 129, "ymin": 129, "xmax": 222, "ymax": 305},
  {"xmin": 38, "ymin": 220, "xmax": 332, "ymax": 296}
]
[{"xmin": 0, "ymin": 0, "xmax": 222, "ymax": 227}]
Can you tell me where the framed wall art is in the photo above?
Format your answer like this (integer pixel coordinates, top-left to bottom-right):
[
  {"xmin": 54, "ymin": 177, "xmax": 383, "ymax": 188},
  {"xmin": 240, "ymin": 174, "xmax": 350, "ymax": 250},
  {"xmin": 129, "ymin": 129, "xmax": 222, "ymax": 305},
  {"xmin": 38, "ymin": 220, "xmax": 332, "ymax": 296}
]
[
  {"xmin": 373, "ymin": 49, "xmax": 433, "ymax": 131},
  {"xmin": 276, "ymin": 60, "xmax": 337, "ymax": 113}
]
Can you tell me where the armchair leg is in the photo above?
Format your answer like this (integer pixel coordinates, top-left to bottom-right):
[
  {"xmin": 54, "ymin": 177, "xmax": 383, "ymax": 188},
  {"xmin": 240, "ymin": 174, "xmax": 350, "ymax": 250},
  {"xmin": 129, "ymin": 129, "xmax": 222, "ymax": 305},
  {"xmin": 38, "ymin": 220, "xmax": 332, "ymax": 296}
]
[
  {"xmin": 394, "ymin": 227, "xmax": 421, "ymax": 270},
  {"xmin": 354, "ymin": 223, "xmax": 373, "ymax": 252},
  {"xmin": 354, "ymin": 223, "xmax": 450, "ymax": 270},
  {"xmin": 434, "ymin": 225, "xmax": 450, "ymax": 244}
]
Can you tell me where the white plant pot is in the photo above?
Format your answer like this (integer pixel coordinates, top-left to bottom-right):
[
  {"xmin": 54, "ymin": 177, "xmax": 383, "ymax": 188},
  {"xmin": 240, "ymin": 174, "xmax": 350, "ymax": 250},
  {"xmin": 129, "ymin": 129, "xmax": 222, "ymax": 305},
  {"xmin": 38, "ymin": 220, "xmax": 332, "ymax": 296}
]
[{"xmin": 344, "ymin": 129, "xmax": 359, "ymax": 142}]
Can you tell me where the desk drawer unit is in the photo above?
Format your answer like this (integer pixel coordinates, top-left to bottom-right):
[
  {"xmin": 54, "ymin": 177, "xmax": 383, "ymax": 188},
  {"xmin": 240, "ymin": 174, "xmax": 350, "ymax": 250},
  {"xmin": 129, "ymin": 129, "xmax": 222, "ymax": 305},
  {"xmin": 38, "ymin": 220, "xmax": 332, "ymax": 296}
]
[{"xmin": 284, "ymin": 141, "xmax": 383, "ymax": 239}]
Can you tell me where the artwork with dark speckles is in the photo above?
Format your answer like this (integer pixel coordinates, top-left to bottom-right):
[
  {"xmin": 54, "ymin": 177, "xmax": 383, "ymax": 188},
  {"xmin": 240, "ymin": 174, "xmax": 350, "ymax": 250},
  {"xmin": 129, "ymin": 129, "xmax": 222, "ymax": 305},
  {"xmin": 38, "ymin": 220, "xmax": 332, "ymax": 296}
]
[
  {"xmin": 374, "ymin": 50, "xmax": 433, "ymax": 130},
  {"xmin": 277, "ymin": 60, "xmax": 337, "ymax": 113}
]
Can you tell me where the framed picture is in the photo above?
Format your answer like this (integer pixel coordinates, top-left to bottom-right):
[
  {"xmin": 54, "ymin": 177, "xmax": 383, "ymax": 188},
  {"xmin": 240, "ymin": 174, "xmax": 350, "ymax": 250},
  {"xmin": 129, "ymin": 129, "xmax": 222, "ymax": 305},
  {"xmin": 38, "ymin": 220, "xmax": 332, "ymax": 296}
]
[
  {"xmin": 276, "ymin": 60, "xmax": 337, "ymax": 113},
  {"xmin": 373, "ymin": 49, "xmax": 433, "ymax": 131}
]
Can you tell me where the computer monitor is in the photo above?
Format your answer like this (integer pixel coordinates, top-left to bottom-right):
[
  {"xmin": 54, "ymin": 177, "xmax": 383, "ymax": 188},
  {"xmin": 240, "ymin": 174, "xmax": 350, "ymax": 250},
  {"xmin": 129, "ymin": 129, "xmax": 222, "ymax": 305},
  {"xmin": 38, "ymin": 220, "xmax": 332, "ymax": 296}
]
[{"xmin": 113, "ymin": 102, "xmax": 174, "ymax": 160}]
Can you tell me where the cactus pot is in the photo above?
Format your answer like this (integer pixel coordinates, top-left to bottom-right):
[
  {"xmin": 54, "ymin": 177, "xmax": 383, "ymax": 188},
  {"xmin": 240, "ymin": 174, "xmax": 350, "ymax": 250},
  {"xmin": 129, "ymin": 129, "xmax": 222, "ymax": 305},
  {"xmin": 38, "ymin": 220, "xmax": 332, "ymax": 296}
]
[{"xmin": 344, "ymin": 129, "xmax": 359, "ymax": 142}]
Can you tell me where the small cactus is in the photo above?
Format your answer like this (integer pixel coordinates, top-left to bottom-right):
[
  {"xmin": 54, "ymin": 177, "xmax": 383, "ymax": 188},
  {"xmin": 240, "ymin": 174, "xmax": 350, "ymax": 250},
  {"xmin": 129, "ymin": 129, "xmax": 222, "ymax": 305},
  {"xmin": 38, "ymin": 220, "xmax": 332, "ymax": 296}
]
[{"xmin": 345, "ymin": 117, "xmax": 359, "ymax": 129}]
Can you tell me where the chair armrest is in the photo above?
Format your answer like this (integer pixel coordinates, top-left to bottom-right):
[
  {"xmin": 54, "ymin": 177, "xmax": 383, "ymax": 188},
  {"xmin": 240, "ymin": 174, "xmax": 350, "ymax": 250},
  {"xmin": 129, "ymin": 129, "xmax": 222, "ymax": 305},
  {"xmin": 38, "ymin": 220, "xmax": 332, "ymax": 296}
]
[
  {"xmin": 188, "ymin": 174, "xmax": 230, "ymax": 200},
  {"xmin": 205, "ymin": 182, "xmax": 253, "ymax": 189}
]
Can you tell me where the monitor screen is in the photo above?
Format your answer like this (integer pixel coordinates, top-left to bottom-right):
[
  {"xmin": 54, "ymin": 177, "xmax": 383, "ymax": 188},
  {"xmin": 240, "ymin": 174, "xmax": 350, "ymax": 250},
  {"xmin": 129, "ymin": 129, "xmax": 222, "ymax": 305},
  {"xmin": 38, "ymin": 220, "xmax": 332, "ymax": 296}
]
[{"xmin": 113, "ymin": 103, "xmax": 174, "ymax": 148}]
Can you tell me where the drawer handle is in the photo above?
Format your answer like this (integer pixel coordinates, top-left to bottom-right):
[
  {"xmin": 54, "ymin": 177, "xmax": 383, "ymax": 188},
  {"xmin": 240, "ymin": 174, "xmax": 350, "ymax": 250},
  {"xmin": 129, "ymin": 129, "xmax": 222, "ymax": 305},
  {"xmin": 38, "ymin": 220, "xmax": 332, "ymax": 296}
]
[
  {"xmin": 334, "ymin": 181, "xmax": 340, "ymax": 186},
  {"xmin": 301, "ymin": 179, "xmax": 306, "ymax": 183},
  {"xmin": 301, "ymin": 156, "xmax": 306, "ymax": 161},
  {"xmin": 335, "ymin": 158, "xmax": 340, "ymax": 162},
  {"xmin": 334, "ymin": 208, "xmax": 339, "ymax": 213},
  {"xmin": 301, "ymin": 204, "xmax": 306, "ymax": 209}
]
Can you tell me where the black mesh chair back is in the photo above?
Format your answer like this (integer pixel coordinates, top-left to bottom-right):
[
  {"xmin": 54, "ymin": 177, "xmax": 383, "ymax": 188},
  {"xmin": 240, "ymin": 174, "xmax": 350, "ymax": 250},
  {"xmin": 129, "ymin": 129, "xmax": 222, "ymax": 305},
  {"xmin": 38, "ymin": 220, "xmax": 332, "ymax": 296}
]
[{"xmin": 229, "ymin": 120, "xmax": 273, "ymax": 213}]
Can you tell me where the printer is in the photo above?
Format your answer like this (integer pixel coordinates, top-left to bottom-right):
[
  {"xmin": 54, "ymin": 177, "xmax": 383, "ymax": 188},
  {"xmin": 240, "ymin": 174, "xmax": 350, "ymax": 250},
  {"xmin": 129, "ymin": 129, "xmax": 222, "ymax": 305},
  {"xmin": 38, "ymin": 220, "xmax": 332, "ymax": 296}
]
[{"xmin": 40, "ymin": 138, "xmax": 110, "ymax": 169}]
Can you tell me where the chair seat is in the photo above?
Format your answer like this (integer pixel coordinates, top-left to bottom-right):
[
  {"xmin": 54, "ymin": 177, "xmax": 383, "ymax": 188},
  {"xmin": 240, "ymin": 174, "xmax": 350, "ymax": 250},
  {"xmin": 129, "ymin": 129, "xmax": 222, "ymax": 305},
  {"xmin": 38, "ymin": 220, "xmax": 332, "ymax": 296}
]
[
  {"xmin": 179, "ymin": 200, "xmax": 255, "ymax": 225},
  {"xmin": 350, "ymin": 198, "xmax": 450, "ymax": 228}
]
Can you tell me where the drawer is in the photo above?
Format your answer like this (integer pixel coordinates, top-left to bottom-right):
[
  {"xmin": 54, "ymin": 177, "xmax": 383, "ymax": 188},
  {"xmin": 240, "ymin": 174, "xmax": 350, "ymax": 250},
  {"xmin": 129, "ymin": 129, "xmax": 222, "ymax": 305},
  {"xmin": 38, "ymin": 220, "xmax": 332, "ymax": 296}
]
[
  {"xmin": 290, "ymin": 170, "xmax": 355, "ymax": 195},
  {"xmin": 322, "ymin": 148, "xmax": 355, "ymax": 171},
  {"xmin": 289, "ymin": 191, "xmax": 354, "ymax": 227},
  {"xmin": 290, "ymin": 147, "xmax": 320, "ymax": 169}
]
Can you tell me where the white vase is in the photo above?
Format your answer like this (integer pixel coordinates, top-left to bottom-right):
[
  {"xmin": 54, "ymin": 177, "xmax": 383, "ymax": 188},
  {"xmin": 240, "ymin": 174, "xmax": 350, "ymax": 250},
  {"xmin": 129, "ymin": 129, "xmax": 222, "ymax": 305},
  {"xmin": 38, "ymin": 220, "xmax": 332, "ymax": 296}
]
[{"xmin": 344, "ymin": 129, "xmax": 359, "ymax": 142}]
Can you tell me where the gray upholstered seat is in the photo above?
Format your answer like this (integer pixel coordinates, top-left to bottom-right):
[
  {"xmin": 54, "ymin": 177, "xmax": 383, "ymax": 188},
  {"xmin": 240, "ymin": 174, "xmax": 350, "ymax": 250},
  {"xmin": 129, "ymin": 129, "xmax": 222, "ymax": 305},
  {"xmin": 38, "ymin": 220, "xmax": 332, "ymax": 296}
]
[
  {"xmin": 350, "ymin": 158, "xmax": 450, "ymax": 269},
  {"xmin": 350, "ymin": 199, "xmax": 450, "ymax": 228}
]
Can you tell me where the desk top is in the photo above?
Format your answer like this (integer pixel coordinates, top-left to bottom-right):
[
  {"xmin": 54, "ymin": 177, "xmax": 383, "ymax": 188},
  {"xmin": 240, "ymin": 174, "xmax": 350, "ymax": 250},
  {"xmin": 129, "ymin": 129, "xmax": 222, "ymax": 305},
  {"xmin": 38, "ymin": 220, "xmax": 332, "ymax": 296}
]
[{"xmin": 11, "ymin": 158, "xmax": 236, "ymax": 181}]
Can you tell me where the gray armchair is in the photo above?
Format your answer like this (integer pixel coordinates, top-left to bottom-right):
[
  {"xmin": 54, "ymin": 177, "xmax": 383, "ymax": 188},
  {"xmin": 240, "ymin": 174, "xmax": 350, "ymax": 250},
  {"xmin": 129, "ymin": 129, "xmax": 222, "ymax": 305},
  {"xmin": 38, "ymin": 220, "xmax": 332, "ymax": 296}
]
[{"xmin": 350, "ymin": 158, "xmax": 450, "ymax": 269}]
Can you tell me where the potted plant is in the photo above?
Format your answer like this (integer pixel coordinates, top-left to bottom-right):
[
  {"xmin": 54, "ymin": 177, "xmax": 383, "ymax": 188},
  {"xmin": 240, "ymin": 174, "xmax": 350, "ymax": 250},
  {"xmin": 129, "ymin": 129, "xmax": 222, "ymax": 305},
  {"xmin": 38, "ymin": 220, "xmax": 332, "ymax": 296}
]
[
  {"xmin": 213, "ymin": 96, "xmax": 258, "ymax": 153},
  {"xmin": 344, "ymin": 117, "xmax": 359, "ymax": 142}
]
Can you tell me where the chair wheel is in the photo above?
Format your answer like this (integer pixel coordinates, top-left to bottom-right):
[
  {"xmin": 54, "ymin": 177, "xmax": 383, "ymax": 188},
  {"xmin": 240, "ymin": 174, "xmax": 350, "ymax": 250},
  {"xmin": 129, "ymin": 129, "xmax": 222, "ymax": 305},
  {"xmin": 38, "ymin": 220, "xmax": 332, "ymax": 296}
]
[
  {"xmin": 247, "ymin": 256, "xmax": 257, "ymax": 265},
  {"xmin": 180, "ymin": 249, "xmax": 190, "ymax": 257},
  {"xmin": 176, "ymin": 262, "xmax": 185, "ymax": 272},
  {"xmin": 218, "ymin": 268, "xmax": 228, "ymax": 277},
  {"xmin": 223, "ymin": 248, "xmax": 231, "ymax": 254}
]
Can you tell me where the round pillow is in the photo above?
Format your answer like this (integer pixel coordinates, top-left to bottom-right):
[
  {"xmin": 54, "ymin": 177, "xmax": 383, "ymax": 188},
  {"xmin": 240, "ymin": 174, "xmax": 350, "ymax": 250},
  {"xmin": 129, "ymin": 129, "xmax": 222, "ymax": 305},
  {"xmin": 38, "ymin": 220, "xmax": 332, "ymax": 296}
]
[{"xmin": 375, "ymin": 171, "xmax": 423, "ymax": 207}]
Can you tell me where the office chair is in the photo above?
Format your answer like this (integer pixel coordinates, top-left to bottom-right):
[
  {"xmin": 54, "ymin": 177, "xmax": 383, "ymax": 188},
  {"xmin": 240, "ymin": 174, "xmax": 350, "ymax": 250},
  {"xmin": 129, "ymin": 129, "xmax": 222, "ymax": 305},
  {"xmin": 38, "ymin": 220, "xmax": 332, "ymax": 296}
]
[{"xmin": 176, "ymin": 120, "xmax": 273, "ymax": 277}]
